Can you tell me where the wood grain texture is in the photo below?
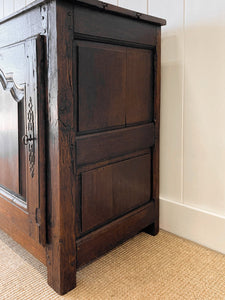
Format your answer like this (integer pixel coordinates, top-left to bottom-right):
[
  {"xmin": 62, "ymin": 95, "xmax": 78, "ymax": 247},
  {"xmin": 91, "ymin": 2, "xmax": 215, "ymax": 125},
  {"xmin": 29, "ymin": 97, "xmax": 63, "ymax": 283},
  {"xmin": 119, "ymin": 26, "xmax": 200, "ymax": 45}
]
[
  {"xmin": 46, "ymin": 1, "xmax": 77, "ymax": 295},
  {"xmin": 74, "ymin": 5, "xmax": 157, "ymax": 46},
  {"xmin": 0, "ymin": 0, "xmax": 166, "ymax": 27},
  {"xmin": 76, "ymin": 41, "xmax": 154, "ymax": 133},
  {"xmin": 77, "ymin": 149, "xmax": 151, "ymax": 175},
  {"xmin": 76, "ymin": 123, "xmax": 155, "ymax": 166},
  {"xmin": 126, "ymin": 48, "xmax": 154, "ymax": 124},
  {"xmin": 36, "ymin": 34, "xmax": 47, "ymax": 246},
  {"xmin": 0, "ymin": 209, "xmax": 46, "ymax": 265},
  {"xmin": 74, "ymin": 0, "xmax": 166, "ymax": 26},
  {"xmin": 76, "ymin": 202, "xmax": 155, "ymax": 268},
  {"xmin": 0, "ymin": 0, "xmax": 165, "ymax": 295},
  {"xmin": 144, "ymin": 27, "xmax": 161, "ymax": 236},
  {"xmin": 77, "ymin": 41, "xmax": 126, "ymax": 133},
  {"xmin": 25, "ymin": 37, "xmax": 43, "ymax": 243},
  {"xmin": 81, "ymin": 154, "xmax": 151, "ymax": 233},
  {"xmin": 0, "ymin": 36, "xmax": 46, "ymax": 246}
]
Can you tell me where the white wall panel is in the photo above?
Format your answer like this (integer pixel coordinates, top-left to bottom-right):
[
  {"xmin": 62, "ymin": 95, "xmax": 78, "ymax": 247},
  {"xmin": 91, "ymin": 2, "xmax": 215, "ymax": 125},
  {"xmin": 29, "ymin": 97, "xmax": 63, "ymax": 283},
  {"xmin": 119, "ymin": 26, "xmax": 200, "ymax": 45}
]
[
  {"xmin": 149, "ymin": 0, "xmax": 183, "ymax": 32},
  {"xmin": 3, "ymin": 0, "xmax": 13, "ymax": 16},
  {"xmin": 26, "ymin": 0, "xmax": 35, "ymax": 5},
  {"xmin": 0, "ymin": 0, "xmax": 3, "ymax": 19},
  {"xmin": 103, "ymin": 0, "xmax": 118, "ymax": 5},
  {"xmin": 148, "ymin": 0, "xmax": 184, "ymax": 203},
  {"xmin": 118, "ymin": 0, "xmax": 147, "ymax": 14},
  {"xmin": 160, "ymin": 198, "xmax": 225, "ymax": 254},
  {"xmin": 15, "ymin": 0, "xmax": 26, "ymax": 11},
  {"xmin": 183, "ymin": 0, "xmax": 225, "ymax": 215}
]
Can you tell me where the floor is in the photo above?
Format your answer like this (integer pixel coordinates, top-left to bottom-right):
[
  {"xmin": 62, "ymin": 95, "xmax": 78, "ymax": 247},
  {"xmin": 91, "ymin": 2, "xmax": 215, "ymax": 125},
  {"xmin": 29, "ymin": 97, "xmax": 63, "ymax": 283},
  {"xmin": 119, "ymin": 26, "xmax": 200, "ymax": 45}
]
[{"xmin": 0, "ymin": 229, "xmax": 225, "ymax": 299}]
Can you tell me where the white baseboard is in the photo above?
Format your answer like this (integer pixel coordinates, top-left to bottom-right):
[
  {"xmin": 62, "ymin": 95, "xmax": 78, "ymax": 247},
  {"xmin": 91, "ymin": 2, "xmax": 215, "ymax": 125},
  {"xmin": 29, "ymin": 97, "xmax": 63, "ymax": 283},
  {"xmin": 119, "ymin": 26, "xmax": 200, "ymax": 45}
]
[{"xmin": 159, "ymin": 198, "xmax": 225, "ymax": 254}]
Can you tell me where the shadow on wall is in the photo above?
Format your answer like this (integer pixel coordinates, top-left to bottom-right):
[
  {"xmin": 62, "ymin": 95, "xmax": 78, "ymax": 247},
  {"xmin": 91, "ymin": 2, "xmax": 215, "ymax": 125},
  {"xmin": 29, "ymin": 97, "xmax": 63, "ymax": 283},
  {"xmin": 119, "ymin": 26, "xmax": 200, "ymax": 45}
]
[
  {"xmin": 159, "ymin": 23, "xmax": 225, "ymax": 216},
  {"xmin": 159, "ymin": 32, "xmax": 183, "ymax": 203}
]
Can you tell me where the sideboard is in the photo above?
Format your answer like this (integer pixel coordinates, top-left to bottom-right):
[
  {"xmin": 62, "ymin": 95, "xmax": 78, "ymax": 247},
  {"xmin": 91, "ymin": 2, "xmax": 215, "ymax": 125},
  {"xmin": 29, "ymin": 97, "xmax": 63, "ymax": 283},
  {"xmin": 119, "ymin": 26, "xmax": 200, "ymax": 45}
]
[{"xmin": 0, "ymin": 0, "xmax": 166, "ymax": 294}]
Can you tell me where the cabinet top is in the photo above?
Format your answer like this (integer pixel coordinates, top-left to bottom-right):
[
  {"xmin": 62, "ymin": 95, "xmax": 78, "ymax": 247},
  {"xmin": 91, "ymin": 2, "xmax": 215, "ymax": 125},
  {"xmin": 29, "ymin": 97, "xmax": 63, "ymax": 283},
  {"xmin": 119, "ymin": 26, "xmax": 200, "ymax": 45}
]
[{"xmin": 0, "ymin": 0, "xmax": 166, "ymax": 26}]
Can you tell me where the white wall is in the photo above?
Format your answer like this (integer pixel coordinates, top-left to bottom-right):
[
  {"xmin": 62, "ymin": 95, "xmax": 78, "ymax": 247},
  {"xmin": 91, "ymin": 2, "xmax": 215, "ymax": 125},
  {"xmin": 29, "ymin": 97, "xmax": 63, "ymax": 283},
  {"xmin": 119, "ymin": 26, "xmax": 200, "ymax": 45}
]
[
  {"xmin": 1, "ymin": 0, "xmax": 225, "ymax": 254},
  {"xmin": 150, "ymin": 0, "xmax": 225, "ymax": 254},
  {"xmin": 0, "ymin": 0, "xmax": 34, "ymax": 17}
]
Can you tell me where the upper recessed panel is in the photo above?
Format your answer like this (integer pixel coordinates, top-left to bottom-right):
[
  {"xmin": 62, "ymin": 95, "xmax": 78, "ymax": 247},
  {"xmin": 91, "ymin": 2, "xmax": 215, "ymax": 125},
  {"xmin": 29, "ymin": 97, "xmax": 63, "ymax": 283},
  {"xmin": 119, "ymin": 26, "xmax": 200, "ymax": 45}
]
[
  {"xmin": 76, "ymin": 41, "xmax": 154, "ymax": 134},
  {"xmin": 77, "ymin": 41, "xmax": 126, "ymax": 132}
]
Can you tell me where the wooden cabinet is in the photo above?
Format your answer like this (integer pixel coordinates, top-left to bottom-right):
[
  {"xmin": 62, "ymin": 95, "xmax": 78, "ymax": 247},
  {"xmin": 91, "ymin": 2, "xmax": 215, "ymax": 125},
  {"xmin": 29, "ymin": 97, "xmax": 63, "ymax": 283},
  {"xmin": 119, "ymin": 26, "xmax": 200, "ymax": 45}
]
[
  {"xmin": 0, "ymin": 0, "xmax": 165, "ymax": 295},
  {"xmin": 0, "ymin": 36, "xmax": 46, "ymax": 251}
]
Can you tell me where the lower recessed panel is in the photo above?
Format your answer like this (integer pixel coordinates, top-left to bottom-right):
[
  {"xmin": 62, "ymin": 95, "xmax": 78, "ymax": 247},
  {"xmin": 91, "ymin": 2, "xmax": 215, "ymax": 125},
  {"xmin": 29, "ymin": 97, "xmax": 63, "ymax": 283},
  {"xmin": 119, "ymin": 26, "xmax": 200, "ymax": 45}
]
[{"xmin": 81, "ymin": 153, "xmax": 151, "ymax": 233}]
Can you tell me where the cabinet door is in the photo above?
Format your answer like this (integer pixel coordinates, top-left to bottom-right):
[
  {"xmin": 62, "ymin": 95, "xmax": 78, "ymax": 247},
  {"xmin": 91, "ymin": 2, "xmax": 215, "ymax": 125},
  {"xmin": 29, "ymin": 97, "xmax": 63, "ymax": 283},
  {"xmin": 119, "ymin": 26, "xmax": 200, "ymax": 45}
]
[{"xmin": 0, "ymin": 36, "xmax": 46, "ymax": 246}]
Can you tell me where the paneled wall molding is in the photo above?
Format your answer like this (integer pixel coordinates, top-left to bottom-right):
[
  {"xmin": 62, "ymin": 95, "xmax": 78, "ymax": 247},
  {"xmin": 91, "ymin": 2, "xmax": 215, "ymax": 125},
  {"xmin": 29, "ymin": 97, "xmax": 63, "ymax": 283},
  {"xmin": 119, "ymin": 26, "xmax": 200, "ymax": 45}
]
[
  {"xmin": 1, "ymin": 0, "xmax": 37, "ymax": 18},
  {"xmin": 151, "ymin": 0, "xmax": 225, "ymax": 252}
]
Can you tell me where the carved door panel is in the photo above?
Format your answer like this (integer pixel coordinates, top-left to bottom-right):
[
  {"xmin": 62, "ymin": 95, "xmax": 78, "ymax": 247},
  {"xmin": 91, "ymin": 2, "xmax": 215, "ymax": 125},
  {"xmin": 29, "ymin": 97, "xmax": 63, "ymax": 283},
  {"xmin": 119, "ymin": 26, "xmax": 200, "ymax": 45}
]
[{"xmin": 0, "ymin": 36, "xmax": 46, "ymax": 246}]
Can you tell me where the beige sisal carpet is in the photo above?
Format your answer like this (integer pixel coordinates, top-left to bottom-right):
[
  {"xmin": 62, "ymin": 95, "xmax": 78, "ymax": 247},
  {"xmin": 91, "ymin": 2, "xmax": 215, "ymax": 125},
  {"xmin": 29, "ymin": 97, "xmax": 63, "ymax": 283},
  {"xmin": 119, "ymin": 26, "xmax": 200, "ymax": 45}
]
[{"xmin": 0, "ymin": 229, "xmax": 225, "ymax": 299}]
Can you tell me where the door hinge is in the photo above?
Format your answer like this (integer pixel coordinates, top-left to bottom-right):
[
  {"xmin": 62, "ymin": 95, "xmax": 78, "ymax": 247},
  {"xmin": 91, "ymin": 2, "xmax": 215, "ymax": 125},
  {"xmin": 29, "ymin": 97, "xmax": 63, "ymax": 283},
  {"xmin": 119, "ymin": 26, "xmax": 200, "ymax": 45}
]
[
  {"xmin": 41, "ymin": 5, "xmax": 47, "ymax": 35},
  {"xmin": 35, "ymin": 208, "xmax": 42, "ymax": 226}
]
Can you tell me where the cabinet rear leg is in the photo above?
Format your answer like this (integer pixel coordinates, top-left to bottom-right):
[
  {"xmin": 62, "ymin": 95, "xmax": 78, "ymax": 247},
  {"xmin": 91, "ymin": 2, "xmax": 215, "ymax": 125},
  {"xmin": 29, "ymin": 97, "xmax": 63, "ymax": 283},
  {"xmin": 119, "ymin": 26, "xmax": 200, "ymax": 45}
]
[{"xmin": 144, "ymin": 220, "xmax": 159, "ymax": 236}]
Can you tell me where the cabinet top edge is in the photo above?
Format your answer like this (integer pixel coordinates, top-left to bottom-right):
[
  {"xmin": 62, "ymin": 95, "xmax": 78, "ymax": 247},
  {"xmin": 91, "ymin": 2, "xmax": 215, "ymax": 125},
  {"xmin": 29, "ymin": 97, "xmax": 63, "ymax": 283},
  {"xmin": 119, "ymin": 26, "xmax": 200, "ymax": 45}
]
[
  {"xmin": 0, "ymin": 0, "xmax": 166, "ymax": 26},
  {"xmin": 74, "ymin": 0, "xmax": 166, "ymax": 26}
]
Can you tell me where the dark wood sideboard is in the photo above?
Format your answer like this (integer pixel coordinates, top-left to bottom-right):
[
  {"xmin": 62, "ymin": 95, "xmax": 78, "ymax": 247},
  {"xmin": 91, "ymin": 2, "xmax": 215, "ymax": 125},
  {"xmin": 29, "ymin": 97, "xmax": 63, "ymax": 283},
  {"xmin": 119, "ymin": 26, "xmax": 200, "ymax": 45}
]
[{"xmin": 0, "ymin": 0, "xmax": 166, "ymax": 295}]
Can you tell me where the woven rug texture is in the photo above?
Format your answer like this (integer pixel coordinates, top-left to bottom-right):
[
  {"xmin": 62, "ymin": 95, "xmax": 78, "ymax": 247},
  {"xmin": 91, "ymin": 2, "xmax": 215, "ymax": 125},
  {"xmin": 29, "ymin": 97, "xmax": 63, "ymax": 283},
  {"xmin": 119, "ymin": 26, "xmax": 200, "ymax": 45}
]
[{"xmin": 0, "ymin": 229, "xmax": 225, "ymax": 299}]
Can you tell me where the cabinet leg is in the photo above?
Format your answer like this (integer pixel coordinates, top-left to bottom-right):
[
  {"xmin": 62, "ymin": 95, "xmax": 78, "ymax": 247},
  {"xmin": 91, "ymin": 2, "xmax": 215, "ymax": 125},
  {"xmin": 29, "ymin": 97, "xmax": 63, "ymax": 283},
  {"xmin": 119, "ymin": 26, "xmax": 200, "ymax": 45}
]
[
  {"xmin": 46, "ymin": 244, "xmax": 77, "ymax": 295},
  {"xmin": 144, "ymin": 220, "xmax": 159, "ymax": 236}
]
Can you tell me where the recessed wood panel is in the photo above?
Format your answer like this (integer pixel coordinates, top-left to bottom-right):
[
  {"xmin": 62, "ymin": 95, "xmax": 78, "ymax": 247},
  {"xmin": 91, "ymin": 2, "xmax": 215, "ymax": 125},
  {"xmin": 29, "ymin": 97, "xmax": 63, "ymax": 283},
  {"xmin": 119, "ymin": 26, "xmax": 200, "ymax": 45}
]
[
  {"xmin": 77, "ymin": 41, "xmax": 126, "ymax": 132},
  {"xmin": 0, "ymin": 92, "xmax": 19, "ymax": 194},
  {"xmin": 126, "ymin": 48, "xmax": 154, "ymax": 124},
  {"xmin": 81, "ymin": 154, "xmax": 151, "ymax": 232},
  {"xmin": 0, "ymin": 43, "xmax": 26, "ymax": 196},
  {"xmin": 76, "ymin": 41, "xmax": 154, "ymax": 133}
]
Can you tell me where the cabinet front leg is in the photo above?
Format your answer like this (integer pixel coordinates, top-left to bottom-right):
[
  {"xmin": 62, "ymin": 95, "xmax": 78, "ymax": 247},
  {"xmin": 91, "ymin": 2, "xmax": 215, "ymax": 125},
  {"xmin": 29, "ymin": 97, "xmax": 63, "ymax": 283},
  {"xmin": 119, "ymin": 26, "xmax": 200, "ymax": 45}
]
[
  {"xmin": 45, "ymin": 0, "xmax": 76, "ymax": 295},
  {"xmin": 46, "ymin": 240, "xmax": 76, "ymax": 295}
]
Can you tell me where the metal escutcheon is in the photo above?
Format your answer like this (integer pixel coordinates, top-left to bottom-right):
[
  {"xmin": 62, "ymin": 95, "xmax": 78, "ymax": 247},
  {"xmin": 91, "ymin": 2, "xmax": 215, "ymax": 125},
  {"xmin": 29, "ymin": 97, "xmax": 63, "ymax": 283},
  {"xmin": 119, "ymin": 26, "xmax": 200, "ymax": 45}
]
[{"xmin": 22, "ymin": 134, "xmax": 35, "ymax": 145}]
